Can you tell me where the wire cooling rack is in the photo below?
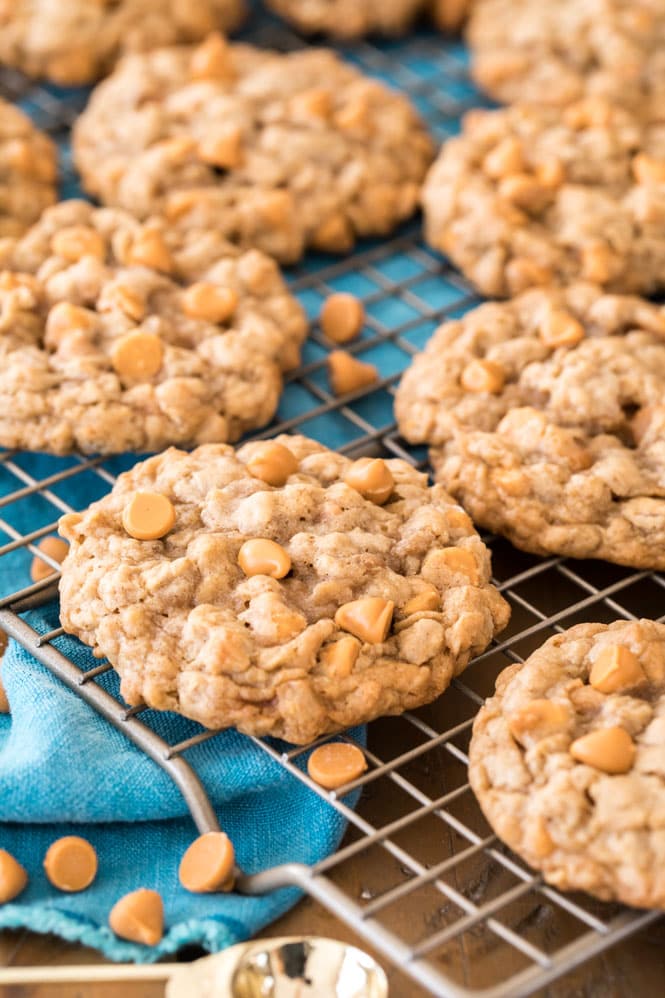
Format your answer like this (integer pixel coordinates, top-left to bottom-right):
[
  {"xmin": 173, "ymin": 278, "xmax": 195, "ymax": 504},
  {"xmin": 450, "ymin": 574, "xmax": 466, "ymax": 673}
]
[{"xmin": 1, "ymin": 8, "xmax": 664, "ymax": 997}]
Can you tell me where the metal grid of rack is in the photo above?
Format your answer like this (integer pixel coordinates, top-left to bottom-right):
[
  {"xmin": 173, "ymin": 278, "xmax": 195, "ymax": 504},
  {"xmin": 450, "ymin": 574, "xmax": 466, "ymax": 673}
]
[{"xmin": 1, "ymin": 9, "xmax": 664, "ymax": 997}]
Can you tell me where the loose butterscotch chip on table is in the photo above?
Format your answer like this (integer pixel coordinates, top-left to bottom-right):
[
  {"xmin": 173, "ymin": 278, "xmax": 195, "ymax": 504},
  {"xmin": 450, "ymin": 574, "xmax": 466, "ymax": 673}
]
[
  {"xmin": 109, "ymin": 888, "xmax": 164, "ymax": 946},
  {"xmin": 469, "ymin": 619, "xmax": 665, "ymax": 910},
  {"xmin": 179, "ymin": 832, "xmax": 235, "ymax": 893},
  {"xmin": 308, "ymin": 743, "xmax": 368, "ymax": 790},
  {"xmin": 58, "ymin": 434, "xmax": 509, "ymax": 744},
  {"xmin": 44, "ymin": 836, "xmax": 98, "ymax": 892},
  {"xmin": 0, "ymin": 849, "xmax": 28, "ymax": 904}
]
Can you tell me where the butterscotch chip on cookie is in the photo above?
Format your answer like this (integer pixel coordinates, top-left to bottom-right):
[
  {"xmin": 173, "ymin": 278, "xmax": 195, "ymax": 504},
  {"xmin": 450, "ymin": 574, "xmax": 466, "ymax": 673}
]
[
  {"xmin": 0, "ymin": 199, "xmax": 306, "ymax": 455},
  {"xmin": 468, "ymin": 0, "xmax": 665, "ymax": 110},
  {"xmin": 470, "ymin": 619, "xmax": 665, "ymax": 908},
  {"xmin": 395, "ymin": 283, "xmax": 665, "ymax": 569},
  {"xmin": 0, "ymin": 0, "xmax": 245, "ymax": 85},
  {"xmin": 422, "ymin": 101, "xmax": 665, "ymax": 298},
  {"xmin": 73, "ymin": 37, "xmax": 433, "ymax": 264},
  {"xmin": 58, "ymin": 435, "xmax": 510, "ymax": 744},
  {"xmin": 0, "ymin": 98, "xmax": 57, "ymax": 238}
]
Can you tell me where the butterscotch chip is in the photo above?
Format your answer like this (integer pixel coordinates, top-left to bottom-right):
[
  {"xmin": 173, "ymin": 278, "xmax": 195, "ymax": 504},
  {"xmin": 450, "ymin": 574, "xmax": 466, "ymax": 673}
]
[
  {"xmin": 0, "ymin": 4, "xmax": 245, "ymax": 85},
  {"xmin": 307, "ymin": 742, "xmax": 367, "ymax": 790},
  {"xmin": 126, "ymin": 231, "xmax": 173, "ymax": 273},
  {"xmin": 335, "ymin": 597, "xmax": 394, "ymax": 645},
  {"xmin": 30, "ymin": 536, "xmax": 69, "ymax": 583},
  {"xmin": 244, "ymin": 442, "xmax": 298, "ymax": 487},
  {"xmin": 111, "ymin": 331, "xmax": 164, "ymax": 381},
  {"xmin": 44, "ymin": 836, "xmax": 98, "ymax": 892},
  {"xmin": 190, "ymin": 32, "xmax": 232, "ymax": 80},
  {"xmin": 468, "ymin": 0, "xmax": 665, "ymax": 110},
  {"xmin": 402, "ymin": 587, "xmax": 440, "ymax": 615},
  {"xmin": 238, "ymin": 539, "xmax": 291, "ymax": 579},
  {"xmin": 109, "ymin": 888, "xmax": 164, "ymax": 946},
  {"xmin": 122, "ymin": 492, "xmax": 176, "ymax": 540},
  {"xmin": 395, "ymin": 283, "xmax": 665, "ymax": 570},
  {"xmin": 589, "ymin": 645, "xmax": 646, "ymax": 694},
  {"xmin": 539, "ymin": 310, "xmax": 585, "ymax": 349},
  {"xmin": 52, "ymin": 226, "xmax": 106, "ymax": 263},
  {"xmin": 73, "ymin": 42, "xmax": 432, "ymax": 264},
  {"xmin": 344, "ymin": 458, "xmax": 394, "ymax": 505},
  {"xmin": 469, "ymin": 618, "xmax": 665, "ymax": 909},
  {"xmin": 422, "ymin": 100, "xmax": 665, "ymax": 298},
  {"xmin": 320, "ymin": 294, "xmax": 365, "ymax": 345},
  {"xmin": 179, "ymin": 832, "xmax": 235, "ymax": 893},
  {"xmin": 570, "ymin": 726, "xmax": 636, "ymax": 774},
  {"xmin": 0, "ymin": 200, "xmax": 306, "ymax": 456},
  {"xmin": 0, "ymin": 98, "xmax": 57, "ymax": 238},
  {"xmin": 182, "ymin": 283, "xmax": 238, "ymax": 324},
  {"xmin": 58, "ymin": 434, "xmax": 509, "ymax": 744},
  {"xmin": 460, "ymin": 359, "xmax": 505, "ymax": 394},
  {"xmin": 0, "ymin": 849, "xmax": 28, "ymax": 904},
  {"xmin": 319, "ymin": 636, "xmax": 360, "ymax": 679},
  {"xmin": 327, "ymin": 351, "xmax": 379, "ymax": 397}
]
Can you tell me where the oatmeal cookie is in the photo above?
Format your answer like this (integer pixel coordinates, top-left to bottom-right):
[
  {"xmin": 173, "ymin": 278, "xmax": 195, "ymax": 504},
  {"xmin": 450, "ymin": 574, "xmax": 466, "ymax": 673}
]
[
  {"xmin": 265, "ymin": 0, "xmax": 427, "ymax": 36},
  {"xmin": 470, "ymin": 619, "xmax": 665, "ymax": 908},
  {"xmin": 265, "ymin": 0, "xmax": 471, "ymax": 36},
  {"xmin": 58, "ymin": 435, "xmax": 510, "ymax": 743},
  {"xmin": 395, "ymin": 283, "xmax": 665, "ymax": 569},
  {"xmin": 468, "ymin": 0, "xmax": 665, "ymax": 110},
  {"xmin": 73, "ymin": 36, "xmax": 434, "ymax": 264},
  {"xmin": 0, "ymin": 98, "xmax": 57, "ymax": 238},
  {"xmin": 0, "ymin": 0, "xmax": 245, "ymax": 85},
  {"xmin": 0, "ymin": 200, "xmax": 306, "ymax": 455},
  {"xmin": 422, "ymin": 101, "xmax": 665, "ymax": 299}
]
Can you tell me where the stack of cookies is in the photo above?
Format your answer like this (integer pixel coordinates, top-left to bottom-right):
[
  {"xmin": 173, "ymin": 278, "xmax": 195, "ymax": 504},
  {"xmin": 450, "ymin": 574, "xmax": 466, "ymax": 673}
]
[{"xmin": 0, "ymin": 0, "xmax": 663, "ymax": 927}]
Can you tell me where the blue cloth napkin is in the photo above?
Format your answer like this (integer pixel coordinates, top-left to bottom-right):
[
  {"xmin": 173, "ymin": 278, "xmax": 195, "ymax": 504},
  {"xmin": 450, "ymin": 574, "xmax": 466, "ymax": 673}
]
[{"xmin": 0, "ymin": 456, "xmax": 361, "ymax": 962}]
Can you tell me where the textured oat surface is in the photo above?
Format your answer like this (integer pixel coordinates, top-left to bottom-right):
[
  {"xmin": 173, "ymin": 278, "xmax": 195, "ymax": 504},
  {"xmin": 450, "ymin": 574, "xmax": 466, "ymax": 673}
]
[
  {"xmin": 422, "ymin": 102, "xmax": 665, "ymax": 299},
  {"xmin": 73, "ymin": 39, "xmax": 434, "ymax": 264},
  {"xmin": 468, "ymin": 0, "xmax": 665, "ymax": 110},
  {"xmin": 0, "ymin": 0, "xmax": 245, "ymax": 84},
  {"xmin": 469, "ymin": 620, "xmax": 665, "ymax": 909},
  {"xmin": 395, "ymin": 283, "xmax": 665, "ymax": 568},
  {"xmin": 58, "ymin": 435, "xmax": 510, "ymax": 743},
  {"xmin": 0, "ymin": 98, "xmax": 57, "ymax": 238},
  {"xmin": 0, "ymin": 200, "xmax": 306, "ymax": 455}
]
